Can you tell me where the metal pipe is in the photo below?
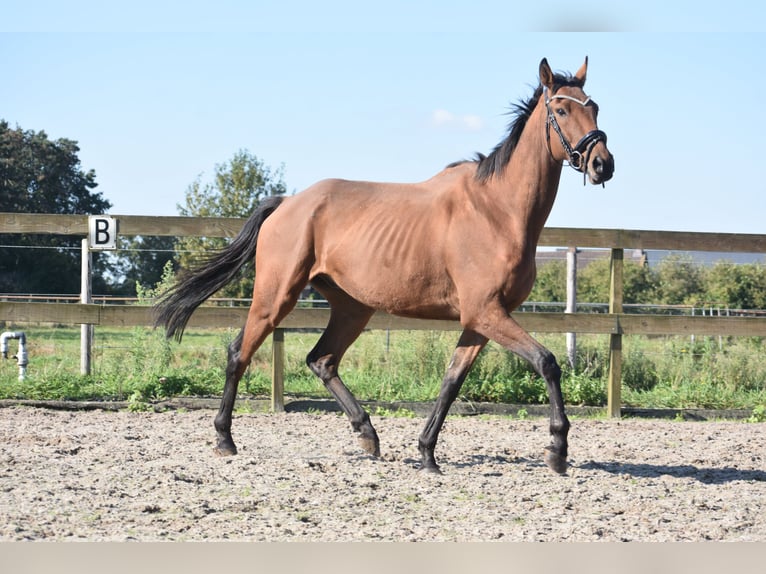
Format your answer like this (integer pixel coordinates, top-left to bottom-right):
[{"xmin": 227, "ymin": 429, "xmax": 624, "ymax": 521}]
[{"xmin": 1, "ymin": 331, "xmax": 28, "ymax": 381}]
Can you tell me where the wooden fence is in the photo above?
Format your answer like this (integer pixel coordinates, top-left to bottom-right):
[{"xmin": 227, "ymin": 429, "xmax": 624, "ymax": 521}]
[{"xmin": 3, "ymin": 212, "xmax": 766, "ymax": 416}]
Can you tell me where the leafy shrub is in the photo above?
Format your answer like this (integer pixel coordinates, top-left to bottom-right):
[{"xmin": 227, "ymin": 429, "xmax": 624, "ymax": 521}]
[
  {"xmin": 622, "ymin": 344, "xmax": 660, "ymax": 392},
  {"xmin": 562, "ymin": 372, "xmax": 606, "ymax": 405}
]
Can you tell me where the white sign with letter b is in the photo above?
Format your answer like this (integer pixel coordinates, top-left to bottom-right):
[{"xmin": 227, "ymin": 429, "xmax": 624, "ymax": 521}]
[{"xmin": 88, "ymin": 216, "xmax": 118, "ymax": 250}]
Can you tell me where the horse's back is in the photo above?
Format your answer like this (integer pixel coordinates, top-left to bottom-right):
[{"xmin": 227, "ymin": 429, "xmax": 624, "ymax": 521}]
[
  {"xmin": 267, "ymin": 167, "xmax": 472, "ymax": 242},
  {"xmin": 256, "ymin": 170, "xmax": 474, "ymax": 318}
]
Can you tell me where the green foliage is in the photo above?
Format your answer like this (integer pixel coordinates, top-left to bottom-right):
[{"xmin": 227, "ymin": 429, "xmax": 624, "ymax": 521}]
[
  {"xmin": 622, "ymin": 261, "xmax": 657, "ymax": 304},
  {"xmin": 576, "ymin": 259, "xmax": 610, "ymax": 303},
  {"xmin": 127, "ymin": 391, "xmax": 152, "ymax": 412},
  {"xmin": 706, "ymin": 262, "xmax": 766, "ymax": 309},
  {"xmin": 0, "ymin": 326, "xmax": 238, "ymax": 403},
  {"xmin": 135, "ymin": 260, "xmax": 176, "ymax": 304},
  {"xmin": 2, "ymin": 328, "xmax": 765, "ymax": 413},
  {"xmin": 748, "ymin": 404, "xmax": 766, "ymax": 423},
  {"xmin": 114, "ymin": 235, "xmax": 178, "ymax": 297},
  {"xmin": 174, "ymin": 149, "xmax": 287, "ymax": 299},
  {"xmin": 529, "ymin": 254, "xmax": 766, "ymax": 310},
  {"xmin": 344, "ymin": 331, "xmax": 450, "ymax": 402},
  {"xmin": 0, "ymin": 120, "xmax": 115, "ymax": 294},
  {"xmin": 621, "ymin": 340, "xmax": 660, "ymax": 392},
  {"xmin": 653, "ymin": 254, "xmax": 706, "ymax": 305},
  {"xmin": 372, "ymin": 406, "xmax": 417, "ymax": 418},
  {"xmin": 0, "ymin": 120, "xmax": 106, "ymax": 214},
  {"xmin": 576, "ymin": 259, "xmax": 660, "ymax": 305},
  {"xmin": 620, "ymin": 335, "xmax": 766, "ymax": 409},
  {"xmin": 462, "ymin": 346, "xmax": 545, "ymax": 404},
  {"xmin": 562, "ymin": 372, "xmax": 606, "ymax": 405},
  {"xmin": 527, "ymin": 260, "xmax": 566, "ymax": 302}
]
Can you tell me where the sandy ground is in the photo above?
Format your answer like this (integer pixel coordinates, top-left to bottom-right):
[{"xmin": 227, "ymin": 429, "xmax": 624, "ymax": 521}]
[{"xmin": 1, "ymin": 405, "xmax": 764, "ymax": 541}]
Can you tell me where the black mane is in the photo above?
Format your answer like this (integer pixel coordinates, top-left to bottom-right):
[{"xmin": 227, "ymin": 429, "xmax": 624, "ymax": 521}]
[{"xmin": 462, "ymin": 71, "xmax": 584, "ymax": 183}]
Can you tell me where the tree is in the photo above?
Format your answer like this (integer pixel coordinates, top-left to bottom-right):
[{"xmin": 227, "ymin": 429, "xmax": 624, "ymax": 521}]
[
  {"xmin": 174, "ymin": 150, "xmax": 287, "ymax": 298},
  {"xmin": 577, "ymin": 258, "xmax": 610, "ymax": 304},
  {"xmin": 706, "ymin": 261, "xmax": 766, "ymax": 310},
  {"xmin": 654, "ymin": 254, "xmax": 706, "ymax": 305},
  {"xmin": 0, "ymin": 120, "xmax": 114, "ymax": 294},
  {"xmin": 531, "ymin": 257, "xmax": 657, "ymax": 306},
  {"xmin": 622, "ymin": 260, "xmax": 656, "ymax": 305},
  {"xmin": 114, "ymin": 235, "xmax": 178, "ymax": 296},
  {"xmin": 527, "ymin": 260, "xmax": 566, "ymax": 303}
]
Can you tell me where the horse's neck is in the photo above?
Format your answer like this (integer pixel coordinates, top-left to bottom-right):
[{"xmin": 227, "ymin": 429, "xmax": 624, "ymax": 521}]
[{"xmin": 493, "ymin": 109, "xmax": 563, "ymax": 244}]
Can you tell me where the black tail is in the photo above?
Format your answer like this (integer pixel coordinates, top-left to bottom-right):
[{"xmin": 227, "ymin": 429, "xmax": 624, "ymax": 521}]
[{"xmin": 153, "ymin": 196, "xmax": 284, "ymax": 341}]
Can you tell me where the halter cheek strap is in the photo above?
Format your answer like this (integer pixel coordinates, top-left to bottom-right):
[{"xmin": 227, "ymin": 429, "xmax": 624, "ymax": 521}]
[{"xmin": 544, "ymin": 87, "xmax": 608, "ymax": 185}]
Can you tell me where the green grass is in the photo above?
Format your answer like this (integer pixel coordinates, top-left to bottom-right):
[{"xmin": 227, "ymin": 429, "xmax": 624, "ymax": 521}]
[{"xmin": 1, "ymin": 325, "xmax": 764, "ymax": 415}]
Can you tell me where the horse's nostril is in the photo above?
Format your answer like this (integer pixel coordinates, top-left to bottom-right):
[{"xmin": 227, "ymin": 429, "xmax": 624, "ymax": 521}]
[{"xmin": 593, "ymin": 156, "xmax": 604, "ymax": 174}]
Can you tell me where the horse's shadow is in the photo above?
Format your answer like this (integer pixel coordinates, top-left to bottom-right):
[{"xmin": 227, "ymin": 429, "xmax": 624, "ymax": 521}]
[
  {"xmin": 404, "ymin": 454, "xmax": 766, "ymax": 485},
  {"xmin": 576, "ymin": 460, "xmax": 766, "ymax": 485}
]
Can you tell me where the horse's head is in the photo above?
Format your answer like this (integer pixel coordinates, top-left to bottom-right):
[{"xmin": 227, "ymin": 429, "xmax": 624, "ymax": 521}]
[{"xmin": 539, "ymin": 57, "xmax": 614, "ymax": 186}]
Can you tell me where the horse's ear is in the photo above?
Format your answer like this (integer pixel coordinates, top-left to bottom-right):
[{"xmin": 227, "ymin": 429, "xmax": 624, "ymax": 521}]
[
  {"xmin": 539, "ymin": 58, "xmax": 554, "ymax": 90},
  {"xmin": 575, "ymin": 56, "xmax": 588, "ymax": 84}
]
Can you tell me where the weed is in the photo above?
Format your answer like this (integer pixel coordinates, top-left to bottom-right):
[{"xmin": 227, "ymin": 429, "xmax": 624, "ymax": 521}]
[
  {"xmin": 562, "ymin": 372, "xmax": 606, "ymax": 406},
  {"xmin": 234, "ymin": 402, "xmax": 255, "ymax": 414},
  {"xmin": 2, "ymin": 327, "xmax": 765, "ymax": 412},
  {"xmin": 127, "ymin": 391, "xmax": 151, "ymax": 412},
  {"xmin": 747, "ymin": 404, "xmax": 766, "ymax": 423},
  {"xmin": 373, "ymin": 406, "xmax": 416, "ymax": 418}
]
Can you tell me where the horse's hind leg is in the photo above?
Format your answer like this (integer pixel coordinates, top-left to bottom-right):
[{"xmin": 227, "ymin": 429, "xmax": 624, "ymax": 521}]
[
  {"xmin": 214, "ymin": 288, "xmax": 302, "ymax": 456},
  {"xmin": 305, "ymin": 297, "xmax": 379, "ymax": 456},
  {"xmin": 214, "ymin": 328, "xmax": 248, "ymax": 455},
  {"xmin": 418, "ymin": 329, "xmax": 488, "ymax": 473}
]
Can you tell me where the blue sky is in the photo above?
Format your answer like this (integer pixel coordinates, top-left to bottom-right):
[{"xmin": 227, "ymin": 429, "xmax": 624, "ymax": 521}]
[{"xmin": 2, "ymin": 2, "xmax": 765, "ymax": 235}]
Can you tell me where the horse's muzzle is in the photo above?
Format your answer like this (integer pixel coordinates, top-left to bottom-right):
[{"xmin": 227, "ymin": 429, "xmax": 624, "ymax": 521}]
[{"xmin": 588, "ymin": 148, "xmax": 614, "ymax": 185}]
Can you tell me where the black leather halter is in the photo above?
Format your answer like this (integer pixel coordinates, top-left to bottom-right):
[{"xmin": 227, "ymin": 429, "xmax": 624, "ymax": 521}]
[{"xmin": 544, "ymin": 86, "xmax": 607, "ymax": 185}]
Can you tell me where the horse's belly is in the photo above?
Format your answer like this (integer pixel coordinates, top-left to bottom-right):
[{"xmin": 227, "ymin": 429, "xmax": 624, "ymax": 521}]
[{"xmin": 323, "ymin": 268, "xmax": 460, "ymax": 321}]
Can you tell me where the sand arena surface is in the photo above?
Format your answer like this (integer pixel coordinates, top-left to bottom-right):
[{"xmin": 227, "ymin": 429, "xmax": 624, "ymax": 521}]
[{"xmin": 1, "ymin": 406, "xmax": 764, "ymax": 541}]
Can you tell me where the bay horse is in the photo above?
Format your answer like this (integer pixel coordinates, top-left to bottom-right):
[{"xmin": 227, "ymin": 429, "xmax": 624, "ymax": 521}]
[{"xmin": 155, "ymin": 57, "xmax": 614, "ymax": 474}]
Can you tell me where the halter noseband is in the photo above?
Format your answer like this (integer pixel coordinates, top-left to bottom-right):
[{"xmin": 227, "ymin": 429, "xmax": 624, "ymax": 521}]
[{"xmin": 544, "ymin": 86, "xmax": 607, "ymax": 185}]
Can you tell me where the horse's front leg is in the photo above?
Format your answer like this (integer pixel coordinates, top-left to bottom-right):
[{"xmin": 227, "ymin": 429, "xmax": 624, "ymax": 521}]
[
  {"xmin": 418, "ymin": 330, "xmax": 488, "ymax": 473},
  {"xmin": 471, "ymin": 309, "xmax": 570, "ymax": 474}
]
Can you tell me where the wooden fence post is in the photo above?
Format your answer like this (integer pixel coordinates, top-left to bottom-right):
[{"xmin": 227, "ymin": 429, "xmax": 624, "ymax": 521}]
[
  {"xmin": 271, "ymin": 328, "xmax": 285, "ymax": 412},
  {"xmin": 565, "ymin": 246, "xmax": 578, "ymax": 369},
  {"xmin": 607, "ymin": 248, "xmax": 624, "ymax": 418},
  {"xmin": 80, "ymin": 238, "xmax": 92, "ymax": 376}
]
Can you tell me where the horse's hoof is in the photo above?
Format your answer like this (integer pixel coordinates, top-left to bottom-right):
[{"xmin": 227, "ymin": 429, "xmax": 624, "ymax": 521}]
[
  {"xmin": 419, "ymin": 463, "xmax": 443, "ymax": 475},
  {"xmin": 214, "ymin": 442, "xmax": 237, "ymax": 457},
  {"xmin": 358, "ymin": 436, "xmax": 381, "ymax": 457},
  {"xmin": 544, "ymin": 447, "xmax": 568, "ymax": 475}
]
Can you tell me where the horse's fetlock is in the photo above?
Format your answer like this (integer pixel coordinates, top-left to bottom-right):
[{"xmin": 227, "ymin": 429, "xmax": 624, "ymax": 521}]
[
  {"xmin": 550, "ymin": 417, "xmax": 570, "ymax": 437},
  {"xmin": 214, "ymin": 416, "xmax": 230, "ymax": 434},
  {"xmin": 350, "ymin": 410, "xmax": 372, "ymax": 432}
]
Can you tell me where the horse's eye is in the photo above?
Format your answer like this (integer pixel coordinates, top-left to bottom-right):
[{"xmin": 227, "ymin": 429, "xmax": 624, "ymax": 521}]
[{"xmin": 556, "ymin": 108, "xmax": 566, "ymax": 117}]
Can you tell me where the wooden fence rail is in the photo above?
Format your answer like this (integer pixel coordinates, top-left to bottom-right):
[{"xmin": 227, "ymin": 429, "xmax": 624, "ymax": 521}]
[
  {"xmin": 4, "ymin": 211, "xmax": 766, "ymax": 251},
  {"xmin": 3, "ymin": 212, "xmax": 766, "ymax": 415}
]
